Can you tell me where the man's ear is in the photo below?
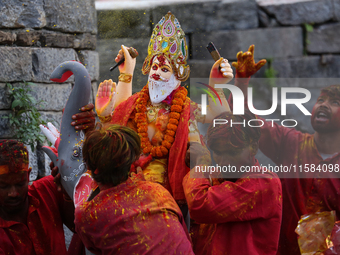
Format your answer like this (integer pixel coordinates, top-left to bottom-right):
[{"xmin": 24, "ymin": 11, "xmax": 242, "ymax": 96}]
[{"xmin": 249, "ymin": 142, "xmax": 259, "ymax": 156}]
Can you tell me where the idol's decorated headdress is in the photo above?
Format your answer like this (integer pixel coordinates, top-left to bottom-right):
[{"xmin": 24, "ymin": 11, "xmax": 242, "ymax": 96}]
[{"xmin": 142, "ymin": 11, "xmax": 190, "ymax": 81}]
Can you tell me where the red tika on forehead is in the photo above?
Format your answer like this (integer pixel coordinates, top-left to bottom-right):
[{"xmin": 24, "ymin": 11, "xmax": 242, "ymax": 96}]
[
  {"xmin": 0, "ymin": 163, "xmax": 29, "ymax": 175},
  {"xmin": 157, "ymin": 54, "xmax": 166, "ymax": 66}
]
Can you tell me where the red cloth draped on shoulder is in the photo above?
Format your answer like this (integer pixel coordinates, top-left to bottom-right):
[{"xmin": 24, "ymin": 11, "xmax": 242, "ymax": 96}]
[{"xmin": 111, "ymin": 92, "xmax": 190, "ymax": 201}]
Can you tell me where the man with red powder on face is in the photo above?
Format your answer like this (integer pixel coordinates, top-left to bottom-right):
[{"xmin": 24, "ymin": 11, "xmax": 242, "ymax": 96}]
[
  {"xmin": 230, "ymin": 45, "xmax": 340, "ymax": 254},
  {"xmin": 0, "ymin": 139, "xmax": 75, "ymax": 255},
  {"xmin": 0, "ymin": 105, "xmax": 96, "ymax": 255},
  {"xmin": 183, "ymin": 111, "xmax": 282, "ymax": 255}
]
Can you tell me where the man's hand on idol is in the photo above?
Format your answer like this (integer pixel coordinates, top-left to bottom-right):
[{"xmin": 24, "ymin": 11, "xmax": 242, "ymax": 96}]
[{"xmin": 71, "ymin": 103, "xmax": 96, "ymax": 132}]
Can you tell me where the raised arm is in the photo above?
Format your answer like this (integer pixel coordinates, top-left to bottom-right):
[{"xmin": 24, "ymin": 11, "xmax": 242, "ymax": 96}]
[
  {"xmin": 95, "ymin": 45, "xmax": 136, "ymax": 126},
  {"xmin": 231, "ymin": 45, "xmax": 266, "ymax": 97},
  {"xmin": 194, "ymin": 58, "xmax": 233, "ymax": 124}
]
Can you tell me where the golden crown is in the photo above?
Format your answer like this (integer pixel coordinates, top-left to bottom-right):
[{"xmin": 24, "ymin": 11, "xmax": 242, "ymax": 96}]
[{"xmin": 142, "ymin": 12, "xmax": 190, "ymax": 81}]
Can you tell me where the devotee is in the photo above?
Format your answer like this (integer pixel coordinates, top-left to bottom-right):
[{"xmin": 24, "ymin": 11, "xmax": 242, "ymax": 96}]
[
  {"xmin": 230, "ymin": 45, "xmax": 340, "ymax": 254},
  {"xmin": 0, "ymin": 139, "xmax": 75, "ymax": 254},
  {"xmin": 94, "ymin": 12, "xmax": 234, "ymax": 219},
  {"xmin": 0, "ymin": 102, "xmax": 95, "ymax": 255},
  {"xmin": 75, "ymin": 124, "xmax": 194, "ymax": 255},
  {"xmin": 183, "ymin": 110, "xmax": 282, "ymax": 255}
]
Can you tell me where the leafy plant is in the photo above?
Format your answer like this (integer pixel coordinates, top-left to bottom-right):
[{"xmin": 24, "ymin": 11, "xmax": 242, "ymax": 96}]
[
  {"xmin": 2, "ymin": 82, "xmax": 48, "ymax": 151},
  {"xmin": 303, "ymin": 23, "xmax": 314, "ymax": 55},
  {"xmin": 264, "ymin": 58, "xmax": 278, "ymax": 88}
]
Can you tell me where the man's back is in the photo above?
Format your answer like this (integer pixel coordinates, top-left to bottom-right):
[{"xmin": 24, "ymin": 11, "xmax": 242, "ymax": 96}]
[{"xmin": 75, "ymin": 173, "xmax": 194, "ymax": 255}]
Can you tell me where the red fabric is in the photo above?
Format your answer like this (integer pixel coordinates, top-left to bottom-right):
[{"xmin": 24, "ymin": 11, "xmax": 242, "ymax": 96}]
[
  {"xmin": 67, "ymin": 234, "xmax": 86, "ymax": 255},
  {"xmin": 183, "ymin": 161, "xmax": 282, "ymax": 255},
  {"xmin": 110, "ymin": 92, "xmax": 191, "ymax": 202},
  {"xmin": 0, "ymin": 176, "xmax": 67, "ymax": 255},
  {"xmin": 75, "ymin": 173, "xmax": 194, "ymax": 255},
  {"xmin": 259, "ymin": 119, "xmax": 340, "ymax": 255}
]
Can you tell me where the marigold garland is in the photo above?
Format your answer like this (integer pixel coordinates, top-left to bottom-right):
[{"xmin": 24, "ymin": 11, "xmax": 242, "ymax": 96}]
[{"xmin": 135, "ymin": 84, "xmax": 187, "ymax": 157}]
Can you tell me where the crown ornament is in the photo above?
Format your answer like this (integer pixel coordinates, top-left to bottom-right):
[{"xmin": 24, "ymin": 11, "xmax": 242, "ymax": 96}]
[{"xmin": 142, "ymin": 11, "xmax": 190, "ymax": 81}]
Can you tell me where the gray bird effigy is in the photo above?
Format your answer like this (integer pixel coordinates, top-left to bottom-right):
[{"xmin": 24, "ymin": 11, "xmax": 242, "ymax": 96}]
[{"xmin": 40, "ymin": 61, "xmax": 91, "ymax": 200}]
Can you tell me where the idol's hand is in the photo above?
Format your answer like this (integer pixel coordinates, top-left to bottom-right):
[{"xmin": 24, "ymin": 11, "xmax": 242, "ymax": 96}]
[
  {"xmin": 209, "ymin": 58, "xmax": 234, "ymax": 87},
  {"xmin": 232, "ymin": 45, "xmax": 266, "ymax": 78},
  {"xmin": 95, "ymin": 79, "xmax": 116, "ymax": 119},
  {"xmin": 115, "ymin": 45, "xmax": 137, "ymax": 75}
]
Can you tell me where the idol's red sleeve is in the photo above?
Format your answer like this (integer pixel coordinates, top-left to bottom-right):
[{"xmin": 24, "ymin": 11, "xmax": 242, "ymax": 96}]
[{"xmin": 183, "ymin": 171, "xmax": 281, "ymax": 224}]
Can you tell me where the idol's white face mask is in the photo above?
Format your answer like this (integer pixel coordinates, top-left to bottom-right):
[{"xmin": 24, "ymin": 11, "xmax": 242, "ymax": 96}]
[{"xmin": 148, "ymin": 72, "xmax": 180, "ymax": 104}]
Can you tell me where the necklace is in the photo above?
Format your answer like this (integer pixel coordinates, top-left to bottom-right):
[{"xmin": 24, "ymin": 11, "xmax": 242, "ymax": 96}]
[
  {"xmin": 135, "ymin": 84, "xmax": 187, "ymax": 158},
  {"xmin": 146, "ymin": 103, "xmax": 170, "ymax": 123}
]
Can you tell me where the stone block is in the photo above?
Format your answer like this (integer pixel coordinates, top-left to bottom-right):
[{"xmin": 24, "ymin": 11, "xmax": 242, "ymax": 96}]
[
  {"xmin": 31, "ymin": 48, "xmax": 78, "ymax": 83},
  {"xmin": 44, "ymin": 0, "xmax": 97, "ymax": 34},
  {"xmin": 0, "ymin": 30, "xmax": 16, "ymax": 45},
  {"xmin": 153, "ymin": 0, "xmax": 258, "ymax": 33},
  {"xmin": 334, "ymin": 0, "xmax": 340, "ymax": 21},
  {"xmin": 77, "ymin": 50, "xmax": 100, "ymax": 81},
  {"xmin": 152, "ymin": 3, "xmax": 216, "ymax": 33},
  {"xmin": 16, "ymin": 30, "xmax": 42, "ymax": 46},
  {"xmin": 271, "ymin": 55, "xmax": 340, "ymax": 78},
  {"xmin": 97, "ymin": 9, "xmax": 151, "ymax": 39},
  {"xmin": 307, "ymin": 23, "xmax": 340, "ymax": 54},
  {"xmin": 40, "ymin": 111, "xmax": 63, "ymax": 129},
  {"xmin": 11, "ymin": 82, "xmax": 72, "ymax": 111},
  {"xmin": 0, "ymin": 0, "xmax": 46, "ymax": 28},
  {"xmin": 258, "ymin": 9, "xmax": 279, "ymax": 27},
  {"xmin": 188, "ymin": 60, "xmax": 215, "ymax": 79},
  {"xmin": 0, "ymin": 110, "xmax": 13, "ymax": 138},
  {"xmin": 27, "ymin": 144, "xmax": 39, "ymax": 181},
  {"xmin": 206, "ymin": 0, "xmax": 259, "ymax": 31},
  {"xmin": 97, "ymin": 38, "xmax": 149, "ymax": 92},
  {"xmin": 44, "ymin": 151, "xmax": 52, "ymax": 177},
  {"xmin": 42, "ymin": 32, "xmax": 74, "ymax": 48},
  {"xmin": 14, "ymin": 30, "xmax": 96, "ymax": 49},
  {"xmin": 0, "ymin": 83, "xmax": 11, "ymax": 109},
  {"xmin": 0, "ymin": 47, "xmax": 32, "ymax": 82},
  {"xmin": 74, "ymin": 33, "xmax": 97, "ymax": 50},
  {"xmin": 192, "ymin": 27, "xmax": 303, "ymax": 60},
  {"xmin": 260, "ymin": 0, "xmax": 334, "ymax": 25},
  {"xmin": 90, "ymin": 82, "xmax": 98, "ymax": 105}
]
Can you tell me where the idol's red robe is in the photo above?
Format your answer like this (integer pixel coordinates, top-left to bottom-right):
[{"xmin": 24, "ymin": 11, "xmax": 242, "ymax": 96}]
[
  {"xmin": 259, "ymin": 120, "xmax": 340, "ymax": 255},
  {"xmin": 183, "ymin": 161, "xmax": 282, "ymax": 255},
  {"xmin": 75, "ymin": 173, "xmax": 194, "ymax": 255},
  {"xmin": 110, "ymin": 92, "xmax": 191, "ymax": 202},
  {"xmin": 0, "ymin": 176, "xmax": 67, "ymax": 255}
]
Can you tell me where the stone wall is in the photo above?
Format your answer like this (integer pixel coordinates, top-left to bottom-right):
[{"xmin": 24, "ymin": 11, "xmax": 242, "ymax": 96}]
[
  {"xmin": 97, "ymin": 0, "xmax": 340, "ymax": 134},
  {"xmin": 0, "ymin": 0, "xmax": 99, "ymax": 181}
]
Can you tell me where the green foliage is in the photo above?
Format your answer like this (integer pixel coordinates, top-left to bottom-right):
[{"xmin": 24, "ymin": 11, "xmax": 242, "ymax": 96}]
[
  {"xmin": 304, "ymin": 23, "xmax": 314, "ymax": 32},
  {"xmin": 264, "ymin": 59, "xmax": 278, "ymax": 88},
  {"xmin": 2, "ymin": 82, "xmax": 47, "ymax": 151},
  {"xmin": 303, "ymin": 23, "xmax": 314, "ymax": 55}
]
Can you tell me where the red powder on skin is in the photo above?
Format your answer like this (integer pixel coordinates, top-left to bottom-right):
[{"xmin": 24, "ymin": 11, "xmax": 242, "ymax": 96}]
[{"xmin": 157, "ymin": 55, "xmax": 166, "ymax": 66}]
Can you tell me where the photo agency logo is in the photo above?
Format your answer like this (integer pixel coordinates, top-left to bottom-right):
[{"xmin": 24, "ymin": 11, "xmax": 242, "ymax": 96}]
[{"xmin": 197, "ymin": 81, "xmax": 312, "ymax": 128}]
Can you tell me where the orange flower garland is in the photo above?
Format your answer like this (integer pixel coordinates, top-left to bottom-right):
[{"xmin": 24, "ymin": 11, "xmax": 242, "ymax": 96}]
[{"xmin": 135, "ymin": 84, "xmax": 187, "ymax": 158}]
